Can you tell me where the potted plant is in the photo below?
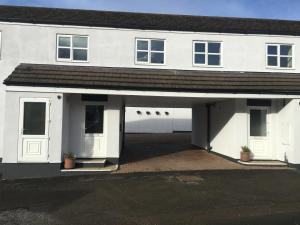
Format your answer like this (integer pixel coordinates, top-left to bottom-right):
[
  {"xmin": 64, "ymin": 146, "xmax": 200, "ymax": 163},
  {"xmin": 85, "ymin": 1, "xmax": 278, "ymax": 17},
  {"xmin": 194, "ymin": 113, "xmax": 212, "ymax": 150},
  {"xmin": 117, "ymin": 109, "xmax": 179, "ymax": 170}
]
[
  {"xmin": 241, "ymin": 146, "xmax": 251, "ymax": 162},
  {"xmin": 64, "ymin": 153, "xmax": 76, "ymax": 169}
]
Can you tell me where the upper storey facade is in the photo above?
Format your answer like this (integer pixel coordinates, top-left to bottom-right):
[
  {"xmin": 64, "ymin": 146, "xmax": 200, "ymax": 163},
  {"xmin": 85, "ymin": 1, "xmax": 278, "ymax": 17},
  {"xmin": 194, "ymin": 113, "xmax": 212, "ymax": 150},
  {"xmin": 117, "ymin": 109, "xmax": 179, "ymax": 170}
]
[{"xmin": 0, "ymin": 5, "xmax": 300, "ymax": 74}]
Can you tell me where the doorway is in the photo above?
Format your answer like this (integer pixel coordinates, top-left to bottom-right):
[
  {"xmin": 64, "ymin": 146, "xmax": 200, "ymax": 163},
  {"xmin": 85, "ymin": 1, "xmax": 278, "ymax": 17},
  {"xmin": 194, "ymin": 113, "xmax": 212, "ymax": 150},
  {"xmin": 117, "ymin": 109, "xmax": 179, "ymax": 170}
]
[
  {"xmin": 248, "ymin": 106, "xmax": 270, "ymax": 159},
  {"xmin": 73, "ymin": 104, "xmax": 105, "ymax": 158},
  {"xmin": 18, "ymin": 98, "xmax": 50, "ymax": 162}
]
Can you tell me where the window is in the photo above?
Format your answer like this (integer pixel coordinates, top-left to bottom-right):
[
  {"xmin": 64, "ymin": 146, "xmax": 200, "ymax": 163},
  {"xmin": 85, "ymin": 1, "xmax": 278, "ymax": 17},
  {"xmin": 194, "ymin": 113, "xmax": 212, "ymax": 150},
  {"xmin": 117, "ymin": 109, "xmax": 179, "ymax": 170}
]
[
  {"xmin": 57, "ymin": 35, "xmax": 88, "ymax": 62},
  {"xmin": 266, "ymin": 44, "xmax": 293, "ymax": 68},
  {"xmin": 194, "ymin": 41, "xmax": 222, "ymax": 66},
  {"xmin": 136, "ymin": 39, "xmax": 165, "ymax": 64},
  {"xmin": 250, "ymin": 109, "xmax": 267, "ymax": 137},
  {"xmin": 85, "ymin": 105, "xmax": 104, "ymax": 134},
  {"xmin": 23, "ymin": 102, "xmax": 46, "ymax": 135}
]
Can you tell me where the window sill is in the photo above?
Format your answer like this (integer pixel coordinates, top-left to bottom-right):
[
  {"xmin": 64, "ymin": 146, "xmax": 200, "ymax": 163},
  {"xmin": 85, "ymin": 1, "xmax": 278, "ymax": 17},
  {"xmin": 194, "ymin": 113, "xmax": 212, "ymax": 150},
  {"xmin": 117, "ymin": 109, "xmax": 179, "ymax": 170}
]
[
  {"xmin": 56, "ymin": 59, "xmax": 89, "ymax": 63},
  {"xmin": 135, "ymin": 61, "xmax": 166, "ymax": 66},
  {"xmin": 266, "ymin": 66, "xmax": 295, "ymax": 71},
  {"xmin": 193, "ymin": 64, "xmax": 224, "ymax": 68}
]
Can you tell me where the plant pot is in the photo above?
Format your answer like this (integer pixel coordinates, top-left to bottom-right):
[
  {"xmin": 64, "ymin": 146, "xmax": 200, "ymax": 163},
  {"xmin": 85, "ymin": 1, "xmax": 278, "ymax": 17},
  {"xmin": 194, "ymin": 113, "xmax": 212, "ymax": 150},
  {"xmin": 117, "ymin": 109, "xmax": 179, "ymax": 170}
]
[
  {"xmin": 240, "ymin": 151, "xmax": 251, "ymax": 162},
  {"xmin": 64, "ymin": 158, "xmax": 75, "ymax": 169}
]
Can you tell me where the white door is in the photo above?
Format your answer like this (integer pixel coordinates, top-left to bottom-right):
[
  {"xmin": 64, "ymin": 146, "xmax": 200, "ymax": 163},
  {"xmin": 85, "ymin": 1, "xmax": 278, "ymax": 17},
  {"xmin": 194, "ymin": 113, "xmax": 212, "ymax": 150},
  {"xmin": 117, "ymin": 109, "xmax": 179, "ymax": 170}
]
[
  {"xmin": 18, "ymin": 98, "xmax": 50, "ymax": 162},
  {"xmin": 248, "ymin": 107, "xmax": 270, "ymax": 159},
  {"xmin": 80, "ymin": 104, "xmax": 105, "ymax": 158}
]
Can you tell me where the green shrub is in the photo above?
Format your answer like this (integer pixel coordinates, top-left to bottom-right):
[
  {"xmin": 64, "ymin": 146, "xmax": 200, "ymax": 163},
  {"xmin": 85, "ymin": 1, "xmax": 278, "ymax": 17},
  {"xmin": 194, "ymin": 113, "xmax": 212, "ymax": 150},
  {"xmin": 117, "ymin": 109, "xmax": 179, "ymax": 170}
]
[
  {"xmin": 64, "ymin": 153, "xmax": 75, "ymax": 160},
  {"xmin": 241, "ymin": 146, "xmax": 251, "ymax": 153}
]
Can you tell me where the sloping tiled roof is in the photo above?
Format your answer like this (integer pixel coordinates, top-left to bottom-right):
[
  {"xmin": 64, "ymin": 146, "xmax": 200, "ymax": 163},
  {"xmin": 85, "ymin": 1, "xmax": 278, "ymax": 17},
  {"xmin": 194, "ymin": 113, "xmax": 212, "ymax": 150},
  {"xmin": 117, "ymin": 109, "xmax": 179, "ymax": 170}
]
[
  {"xmin": 4, "ymin": 63, "xmax": 300, "ymax": 94},
  {"xmin": 1, "ymin": 5, "xmax": 300, "ymax": 36}
]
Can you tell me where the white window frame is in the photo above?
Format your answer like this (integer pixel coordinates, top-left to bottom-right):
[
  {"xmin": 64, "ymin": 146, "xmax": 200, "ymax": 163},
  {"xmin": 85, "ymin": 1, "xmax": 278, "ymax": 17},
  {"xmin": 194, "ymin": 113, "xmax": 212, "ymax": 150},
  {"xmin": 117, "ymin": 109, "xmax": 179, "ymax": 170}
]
[
  {"xmin": 266, "ymin": 43, "xmax": 294, "ymax": 70},
  {"xmin": 56, "ymin": 34, "xmax": 89, "ymax": 62},
  {"xmin": 135, "ymin": 38, "xmax": 166, "ymax": 65},
  {"xmin": 193, "ymin": 41, "xmax": 223, "ymax": 67}
]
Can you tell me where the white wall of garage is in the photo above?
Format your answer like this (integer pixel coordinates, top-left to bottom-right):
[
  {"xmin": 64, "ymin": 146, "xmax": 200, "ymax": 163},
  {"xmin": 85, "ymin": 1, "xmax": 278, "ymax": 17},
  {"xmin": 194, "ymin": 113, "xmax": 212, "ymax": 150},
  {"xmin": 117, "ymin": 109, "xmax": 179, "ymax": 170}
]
[{"xmin": 125, "ymin": 107, "xmax": 192, "ymax": 133}]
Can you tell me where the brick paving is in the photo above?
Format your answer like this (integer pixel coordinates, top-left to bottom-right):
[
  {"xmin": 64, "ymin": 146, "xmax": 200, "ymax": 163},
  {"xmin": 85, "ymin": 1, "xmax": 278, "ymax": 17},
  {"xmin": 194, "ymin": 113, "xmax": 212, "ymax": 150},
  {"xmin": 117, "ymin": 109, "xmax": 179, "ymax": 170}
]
[{"xmin": 118, "ymin": 133, "xmax": 289, "ymax": 173}]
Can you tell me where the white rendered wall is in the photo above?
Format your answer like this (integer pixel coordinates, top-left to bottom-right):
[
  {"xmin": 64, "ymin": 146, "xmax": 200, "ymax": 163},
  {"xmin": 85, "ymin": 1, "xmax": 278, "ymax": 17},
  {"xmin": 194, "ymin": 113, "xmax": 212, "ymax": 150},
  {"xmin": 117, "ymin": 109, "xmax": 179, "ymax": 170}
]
[
  {"xmin": 272, "ymin": 99, "xmax": 300, "ymax": 164},
  {"xmin": 209, "ymin": 100, "xmax": 247, "ymax": 159},
  {"xmin": 125, "ymin": 107, "xmax": 191, "ymax": 133},
  {"xmin": 2, "ymin": 21, "xmax": 300, "ymax": 158},
  {"xmin": 3, "ymin": 91, "xmax": 64, "ymax": 163}
]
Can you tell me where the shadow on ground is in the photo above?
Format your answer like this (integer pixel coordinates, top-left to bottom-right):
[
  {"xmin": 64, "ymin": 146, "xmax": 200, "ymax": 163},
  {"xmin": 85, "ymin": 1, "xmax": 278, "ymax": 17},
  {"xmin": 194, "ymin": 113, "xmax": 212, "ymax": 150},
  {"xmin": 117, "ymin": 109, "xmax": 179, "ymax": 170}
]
[{"xmin": 121, "ymin": 133, "xmax": 194, "ymax": 164}]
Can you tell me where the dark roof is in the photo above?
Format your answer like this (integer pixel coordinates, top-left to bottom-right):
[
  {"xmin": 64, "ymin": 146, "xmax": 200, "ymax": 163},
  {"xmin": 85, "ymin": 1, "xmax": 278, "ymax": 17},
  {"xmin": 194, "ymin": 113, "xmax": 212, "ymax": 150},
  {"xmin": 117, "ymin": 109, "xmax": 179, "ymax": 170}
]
[
  {"xmin": 1, "ymin": 5, "xmax": 300, "ymax": 36},
  {"xmin": 4, "ymin": 63, "xmax": 300, "ymax": 94}
]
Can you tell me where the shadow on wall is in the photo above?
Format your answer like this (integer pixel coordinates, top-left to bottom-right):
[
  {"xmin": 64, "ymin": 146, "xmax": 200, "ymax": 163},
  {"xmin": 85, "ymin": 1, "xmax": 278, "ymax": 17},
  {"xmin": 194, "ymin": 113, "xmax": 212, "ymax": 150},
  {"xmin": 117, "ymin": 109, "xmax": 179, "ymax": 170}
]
[
  {"xmin": 125, "ymin": 118, "xmax": 192, "ymax": 133},
  {"xmin": 209, "ymin": 101, "xmax": 238, "ymax": 147}
]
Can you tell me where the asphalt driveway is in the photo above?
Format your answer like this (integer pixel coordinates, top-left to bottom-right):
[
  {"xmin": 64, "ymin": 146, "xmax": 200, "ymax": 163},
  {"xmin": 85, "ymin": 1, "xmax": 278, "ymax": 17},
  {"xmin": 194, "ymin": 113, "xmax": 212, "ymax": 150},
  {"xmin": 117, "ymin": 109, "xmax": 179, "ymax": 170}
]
[{"xmin": 1, "ymin": 170, "xmax": 300, "ymax": 225}]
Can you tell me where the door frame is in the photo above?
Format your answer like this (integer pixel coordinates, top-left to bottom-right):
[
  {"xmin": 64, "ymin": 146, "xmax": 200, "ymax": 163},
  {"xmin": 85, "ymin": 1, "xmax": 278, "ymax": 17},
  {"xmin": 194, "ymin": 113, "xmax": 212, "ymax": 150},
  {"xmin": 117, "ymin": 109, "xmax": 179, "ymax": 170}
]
[
  {"xmin": 18, "ymin": 98, "xmax": 50, "ymax": 163},
  {"xmin": 80, "ymin": 102, "xmax": 107, "ymax": 158},
  {"xmin": 247, "ymin": 106, "xmax": 271, "ymax": 160}
]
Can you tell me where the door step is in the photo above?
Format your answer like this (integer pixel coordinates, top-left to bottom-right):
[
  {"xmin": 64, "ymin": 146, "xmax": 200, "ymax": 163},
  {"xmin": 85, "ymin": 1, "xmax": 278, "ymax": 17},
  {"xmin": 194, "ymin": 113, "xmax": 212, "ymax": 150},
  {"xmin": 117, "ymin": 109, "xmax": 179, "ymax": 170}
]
[
  {"xmin": 75, "ymin": 158, "xmax": 106, "ymax": 168},
  {"xmin": 238, "ymin": 160, "xmax": 287, "ymax": 167},
  {"xmin": 60, "ymin": 164, "xmax": 118, "ymax": 176}
]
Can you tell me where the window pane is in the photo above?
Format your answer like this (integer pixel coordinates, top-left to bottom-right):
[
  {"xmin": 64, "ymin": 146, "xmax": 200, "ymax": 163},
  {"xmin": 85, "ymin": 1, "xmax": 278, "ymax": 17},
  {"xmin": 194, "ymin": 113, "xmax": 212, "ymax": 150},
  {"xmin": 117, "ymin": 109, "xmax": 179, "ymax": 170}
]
[
  {"xmin": 280, "ymin": 57, "xmax": 293, "ymax": 68},
  {"xmin": 23, "ymin": 102, "xmax": 46, "ymax": 135},
  {"xmin": 267, "ymin": 45, "xmax": 277, "ymax": 55},
  {"xmin": 58, "ymin": 36, "xmax": 71, "ymax": 47},
  {"xmin": 267, "ymin": 56, "xmax": 277, "ymax": 66},
  {"xmin": 280, "ymin": 45, "xmax": 292, "ymax": 56},
  {"xmin": 58, "ymin": 48, "xmax": 71, "ymax": 59},
  {"xmin": 208, "ymin": 42, "xmax": 221, "ymax": 53},
  {"xmin": 250, "ymin": 109, "xmax": 267, "ymax": 137},
  {"xmin": 208, "ymin": 55, "xmax": 220, "ymax": 65},
  {"xmin": 151, "ymin": 40, "xmax": 164, "ymax": 51},
  {"xmin": 137, "ymin": 40, "xmax": 148, "ymax": 50},
  {"xmin": 151, "ymin": 52, "xmax": 164, "ymax": 64},
  {"xmin": 85, "ymin": 105, "xmax": 104, "ymax": 134},
  {"xmin": 73, "ymin": 49, "xmax": 88, "ymax": 61},
  {"xmin": 73, "ymin": 36, "xmax": 88, "ymax": 48},
  {"xmin": 195, "ymin": 43, "xmax": 205, "ymax": 52},
  {"xmin": 137, "ymin": 51, "xmax": 148, "ymax": 62},
  {"xmin": 194, "ymin": 54, "xmax": 205, "ymax": 64}
]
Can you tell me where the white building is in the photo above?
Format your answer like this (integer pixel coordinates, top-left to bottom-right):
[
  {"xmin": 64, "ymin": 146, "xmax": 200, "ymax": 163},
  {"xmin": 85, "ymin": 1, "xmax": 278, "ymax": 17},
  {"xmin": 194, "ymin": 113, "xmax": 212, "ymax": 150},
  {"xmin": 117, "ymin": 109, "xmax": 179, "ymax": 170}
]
[{"xmin": 1, "ymin": 5, "xmax": 300, "ymax": 178}]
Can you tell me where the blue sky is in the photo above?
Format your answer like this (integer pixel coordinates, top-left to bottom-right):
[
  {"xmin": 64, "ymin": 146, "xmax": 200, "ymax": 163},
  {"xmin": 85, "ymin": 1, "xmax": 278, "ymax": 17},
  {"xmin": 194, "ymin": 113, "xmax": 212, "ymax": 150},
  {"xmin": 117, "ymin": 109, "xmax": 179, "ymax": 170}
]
[{"xmin": 0, "ymin": 0, "xmax": 300, "ymax": 20}]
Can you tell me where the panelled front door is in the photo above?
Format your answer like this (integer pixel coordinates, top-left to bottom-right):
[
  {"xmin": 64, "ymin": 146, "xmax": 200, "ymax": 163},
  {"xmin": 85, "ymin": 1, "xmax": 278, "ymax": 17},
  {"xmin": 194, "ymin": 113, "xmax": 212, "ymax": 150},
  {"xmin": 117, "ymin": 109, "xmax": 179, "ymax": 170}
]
[
  {"xmin": 248, "ymin": 107, "xmax": 270, "ymax": 159},
  {"xmin": 82, "ymin": 104, "xmax": 105, "ymax": 158},
  {"xmin": 18, "ymin": 98, "xmax": 50, "ymax": 162}
]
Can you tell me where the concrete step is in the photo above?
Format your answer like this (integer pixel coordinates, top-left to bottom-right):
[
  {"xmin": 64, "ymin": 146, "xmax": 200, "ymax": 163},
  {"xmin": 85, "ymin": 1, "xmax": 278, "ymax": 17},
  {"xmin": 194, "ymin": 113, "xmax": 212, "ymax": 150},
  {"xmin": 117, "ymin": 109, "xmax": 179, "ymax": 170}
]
[
  {"xmin": 75, "ymin": 158, "xmax": 106, "ymax": 168},
  {"xmin": 238, "ymin": 160, "xmax": 287, "ymax": 167},
  {"xmin": 60, "ymin": 165, "xmax": 118, "ymax": 176}
]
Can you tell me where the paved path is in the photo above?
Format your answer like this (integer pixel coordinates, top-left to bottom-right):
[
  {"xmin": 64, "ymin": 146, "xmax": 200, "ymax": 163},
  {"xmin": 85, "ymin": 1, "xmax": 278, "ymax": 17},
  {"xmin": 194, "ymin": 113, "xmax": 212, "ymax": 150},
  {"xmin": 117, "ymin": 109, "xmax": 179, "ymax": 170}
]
[{"xmin": 118, "ymin": 133, "xmax": 289, "ymax": 173}]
